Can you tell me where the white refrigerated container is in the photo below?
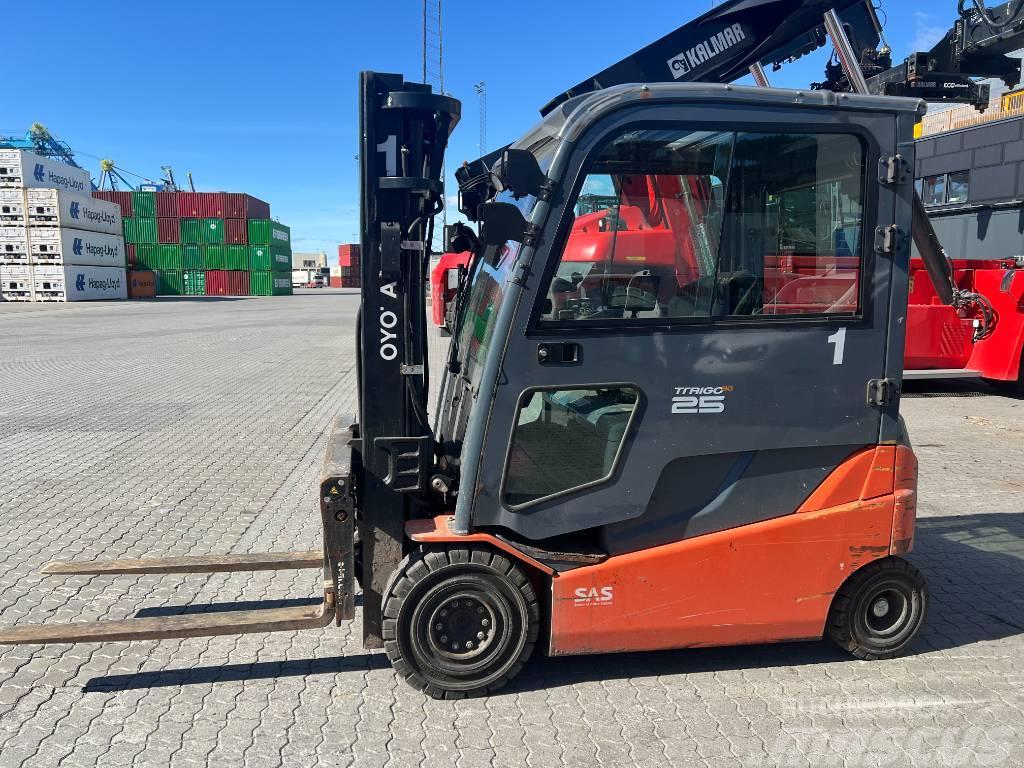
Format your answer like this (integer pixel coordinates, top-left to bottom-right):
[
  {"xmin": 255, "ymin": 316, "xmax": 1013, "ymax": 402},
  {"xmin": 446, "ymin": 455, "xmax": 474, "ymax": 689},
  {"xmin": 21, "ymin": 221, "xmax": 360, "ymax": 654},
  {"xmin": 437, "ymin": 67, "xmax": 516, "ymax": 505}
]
[
  {"xmin": 26, "ymin": 189, "xmax": 122, "ymax": 235},
  {"xmin": 0, "ymin": 264, "xmax": 33, "ymax": 301},
  {"xmin": 0, "ymin": 149, "xmax": 91, "ymax": 193},
  {"xmin": 0, "ymin": 226, "xmax": 28, "ymax": 264},
  {"xmin": 32, "ymin": 265, "xmax": 127, "ymax": 302},
  {"xmin": 29, "ymin": 227, "xmax": 125, "ymax": 268}
]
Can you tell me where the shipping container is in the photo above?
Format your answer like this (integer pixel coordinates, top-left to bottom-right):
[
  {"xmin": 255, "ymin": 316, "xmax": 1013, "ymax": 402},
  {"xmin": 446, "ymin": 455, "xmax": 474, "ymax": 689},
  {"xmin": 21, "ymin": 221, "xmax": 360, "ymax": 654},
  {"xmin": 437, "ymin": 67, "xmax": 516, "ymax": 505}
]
[
  {"xmin": 224, "ymin": 193, "xmax": 270, "ymax": 220},
  {"xmin": 0, "ymin": 264, "xmax": 33, "ymax": 300},
  {"xmin": 199, "ymin": 193, "xmax": 225, "ymax": 218},
  {"xmin": 156, "ymin": 269, "xmax": 183, "ymax": 296},
  {"xmin": 205, "ymin": 270, "xmax": 227, "ymax": 296},
  {"xmin": 127, "ymin": 269, "xmax": 157, "ymax": 298},
  {"xmin": 201, "ymin": 218, "xmax": 224, "ymax": 244},
  {"xmin": 338, "ymin": 243, "xmax": 361, "ymax": 267},
  {"xmin": 29, "ymin": 227, "xmax": 125, "ymax": 268},
  {"xmin": 124, "ymin": 217, "xmax": 158, "ymax": 244},
  {"xmin": 155, "ymin": 191, "xmax": 179, "ymax": 218},
  {"xmin": 329, "ymin": 276, "xmax": 341, "ymax": 288},
  {"xmin": 0, "ymin": 189, "xmax": 25, "ymax": 223},
  {"xmin": 203, "ymin": 244, "xmax": 226, "ymax": 270},
  {"xmin": 225, "ymin": 244, "xmax": 248, "ymax": 270},
  {"xmin": 249, "ymin": 244, "xmax": 291, "ymax": 271},
  {"xmin": 126, "ymin": 243, "xmax": 137, "ymax": 270},
  {"xmin": 157, "ymin": 217, "xmax": 180, "ymax": 243},
  {"xmin": 227, "ymin": 270, "xmax": 249, "ymax": 296},
  {"xmin": 25, "ymin": 189, "xmax": 122, "ymax": 235},
  {"xmin": 225, "ymin": 218, "xmax": 247, "ymax": 244},
  {"xmin": 92, "ymin": 190, "xmax": 133, "ymax": 218},
  {"xmin": 183, "ymin": 269, "xmax": 206, "ymax": 295},
  {"xmin": 159, "ymin": 244, "xmax": 184, "ymax": 270},
  {"xmin": 248, "ymin": 219, "xmax": 290, "ymax": 246},
  {"xmin": 32, "ymin": 265, "xmax": 127, "ymax": 302},
  {"xmin": 249, "ymin": 270, "xmax": 293, "ymax": 296},
  {"xmin": 0, "ymin": 226, "xmax": 28, "ymax": 264},
  {"xmin": 131, "ymin": 191, "xmax": 156, "ymax": 218},
  {"xmin": 176, "ymin": 192, "xmax": 201, "ymax": 218},
  {"xmin": 134, "ymin": 243, "xmax": 157, "ymax": 270},
  {"xmin": 181, "ymin": 244, "xmax": 202, "ymax": 270},
  {"xmin": 0, "ymin": 149, "xmax": 90, "ymax": 193},
  {"xmin": 179, "ymin": 217, "xmax": 202, "ymax": 243}
]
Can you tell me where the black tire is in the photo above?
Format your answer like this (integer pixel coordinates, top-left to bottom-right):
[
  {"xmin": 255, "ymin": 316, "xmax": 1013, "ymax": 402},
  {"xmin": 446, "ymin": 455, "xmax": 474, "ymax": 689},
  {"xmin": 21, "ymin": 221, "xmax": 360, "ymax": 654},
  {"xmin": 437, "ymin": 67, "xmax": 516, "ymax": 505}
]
[
  {"xmin": 827, "ymin": 556, "xmax": 928, "ymax": 660},
  {"xmin": 382, "ymin": 547, "xmax": 540, "ymax": 699}
]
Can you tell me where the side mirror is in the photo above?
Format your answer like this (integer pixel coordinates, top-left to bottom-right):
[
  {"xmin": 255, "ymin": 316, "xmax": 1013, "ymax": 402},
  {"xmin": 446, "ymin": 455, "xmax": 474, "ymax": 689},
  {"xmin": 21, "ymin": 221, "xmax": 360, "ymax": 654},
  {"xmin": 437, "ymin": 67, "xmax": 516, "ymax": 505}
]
[
  {"xmin": 490, "ymin": 148, "xmax": 545, "ymax": 199},
  {"xmin": 444, "ymin": 222, "xmax": 479, "ymax": 254},
  {"xmin": 479, "ymin": 201, "xmax": 529, "ymax": 246}
]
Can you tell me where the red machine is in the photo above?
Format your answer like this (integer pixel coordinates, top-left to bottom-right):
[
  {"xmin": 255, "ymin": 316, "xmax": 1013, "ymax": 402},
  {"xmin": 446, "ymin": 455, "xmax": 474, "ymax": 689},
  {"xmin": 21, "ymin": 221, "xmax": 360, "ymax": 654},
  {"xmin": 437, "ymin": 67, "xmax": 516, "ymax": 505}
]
[{"xmin": 431, "ymin": 250, "xmax": 471, "ymax": 332}]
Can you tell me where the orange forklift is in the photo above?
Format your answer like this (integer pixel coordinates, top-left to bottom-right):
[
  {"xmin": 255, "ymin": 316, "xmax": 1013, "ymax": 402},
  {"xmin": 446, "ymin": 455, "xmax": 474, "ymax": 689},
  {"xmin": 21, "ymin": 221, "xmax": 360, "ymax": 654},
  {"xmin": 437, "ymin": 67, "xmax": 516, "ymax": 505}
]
[{"xmin": 5, "ymin": 0, "xmax": 1024, "ymax": 697}]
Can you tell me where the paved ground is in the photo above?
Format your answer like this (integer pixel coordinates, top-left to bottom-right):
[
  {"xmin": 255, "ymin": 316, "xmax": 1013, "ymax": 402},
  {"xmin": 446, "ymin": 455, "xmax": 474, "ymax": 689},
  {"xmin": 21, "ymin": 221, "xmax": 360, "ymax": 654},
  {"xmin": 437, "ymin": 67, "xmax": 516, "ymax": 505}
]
[{"xmin": 0, "ymin": 290, "xmax": 1022, "ymax": 768}]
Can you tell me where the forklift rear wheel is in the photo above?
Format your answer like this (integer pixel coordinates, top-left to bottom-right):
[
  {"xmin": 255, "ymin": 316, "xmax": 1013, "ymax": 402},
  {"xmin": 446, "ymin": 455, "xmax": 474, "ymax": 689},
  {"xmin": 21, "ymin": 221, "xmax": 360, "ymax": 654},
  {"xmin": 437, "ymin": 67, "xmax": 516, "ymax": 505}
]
[
  {"xmin": 382, "ymin": 547, "xmax": 540, "ymax": 699},
  {"xmin": 827, "ymin": 556, "xmax": 928, "ymax": 660}
]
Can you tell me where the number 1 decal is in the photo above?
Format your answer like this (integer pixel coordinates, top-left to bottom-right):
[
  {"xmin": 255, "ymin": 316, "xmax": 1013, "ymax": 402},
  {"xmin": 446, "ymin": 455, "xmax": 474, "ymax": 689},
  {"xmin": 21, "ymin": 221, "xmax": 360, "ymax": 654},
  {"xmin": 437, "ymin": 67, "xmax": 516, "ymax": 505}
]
[
  {"xmin": 377, "ymin": 134, "xmax": 397, "ymax": 177},
  {"xmin": 827, "ymin": 328, "xmax": 847, "ymax": 365}
]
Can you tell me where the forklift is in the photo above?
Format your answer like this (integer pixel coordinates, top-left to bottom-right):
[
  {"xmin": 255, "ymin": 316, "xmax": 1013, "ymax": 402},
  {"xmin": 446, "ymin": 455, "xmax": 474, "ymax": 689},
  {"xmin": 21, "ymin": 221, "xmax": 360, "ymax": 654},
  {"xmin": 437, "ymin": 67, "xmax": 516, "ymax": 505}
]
[{"xmin": 3, "ymin": 0, "xmax": 1024, "ymax": 698}]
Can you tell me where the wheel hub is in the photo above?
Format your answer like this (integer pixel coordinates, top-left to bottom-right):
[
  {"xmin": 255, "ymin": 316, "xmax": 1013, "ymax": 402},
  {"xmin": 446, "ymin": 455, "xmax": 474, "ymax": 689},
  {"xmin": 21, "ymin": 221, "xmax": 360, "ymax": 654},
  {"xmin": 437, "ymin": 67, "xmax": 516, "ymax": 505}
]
[
  {"xmin": 429, "ymin": 594, "xmax": 496, "ymax": 659},
  {"xmin": 863, "ymin": 587, "xmax": 910, "ymax": 638}
]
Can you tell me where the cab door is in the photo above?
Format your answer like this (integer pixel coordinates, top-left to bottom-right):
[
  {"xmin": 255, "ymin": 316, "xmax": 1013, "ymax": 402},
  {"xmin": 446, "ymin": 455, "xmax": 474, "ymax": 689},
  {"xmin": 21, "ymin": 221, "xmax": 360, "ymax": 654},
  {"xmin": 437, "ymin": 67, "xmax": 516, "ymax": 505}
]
[{"xmin": 470, "ymin": 99, "xmax": 906, "ymax": 553}]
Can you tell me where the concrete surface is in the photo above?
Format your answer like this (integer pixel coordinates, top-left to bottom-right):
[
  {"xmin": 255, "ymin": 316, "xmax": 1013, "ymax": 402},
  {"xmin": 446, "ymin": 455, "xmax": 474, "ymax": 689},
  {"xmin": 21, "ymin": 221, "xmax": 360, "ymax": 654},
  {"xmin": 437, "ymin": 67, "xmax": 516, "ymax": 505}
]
[{"xmin": 0, "ymin": 291, "xmax": 1021, "ymax": 767}]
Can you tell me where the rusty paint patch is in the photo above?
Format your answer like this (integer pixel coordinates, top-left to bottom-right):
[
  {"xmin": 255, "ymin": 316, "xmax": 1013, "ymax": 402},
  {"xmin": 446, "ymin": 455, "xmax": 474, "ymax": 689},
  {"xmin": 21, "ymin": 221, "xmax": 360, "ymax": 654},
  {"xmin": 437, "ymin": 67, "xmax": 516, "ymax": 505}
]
[{"xmin": 849, "ymin": 544, "xmax": 889, "ymax": 555}]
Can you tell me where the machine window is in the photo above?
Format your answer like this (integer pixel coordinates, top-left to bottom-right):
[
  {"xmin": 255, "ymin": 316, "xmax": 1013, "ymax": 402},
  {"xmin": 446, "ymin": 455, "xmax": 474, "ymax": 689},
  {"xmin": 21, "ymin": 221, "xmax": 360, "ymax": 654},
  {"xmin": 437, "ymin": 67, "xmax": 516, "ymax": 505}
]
[
  {"xmin": 919, "ymin": 171, "xmax": 968, "ymax": 206},
  {"xmin": 946, "ymin": 170, "xmax": 970, "ymax": 203},
  {"xmin": 541, "ymin": 129, "xmax": 866, "ymax": 322},
  {"xmin": 503, "ymin": 387, "xmax": 639, "ymax": 507},
  {"xmin": 922, "ymin": 174, "xmax": 947, "ymax": 206}
]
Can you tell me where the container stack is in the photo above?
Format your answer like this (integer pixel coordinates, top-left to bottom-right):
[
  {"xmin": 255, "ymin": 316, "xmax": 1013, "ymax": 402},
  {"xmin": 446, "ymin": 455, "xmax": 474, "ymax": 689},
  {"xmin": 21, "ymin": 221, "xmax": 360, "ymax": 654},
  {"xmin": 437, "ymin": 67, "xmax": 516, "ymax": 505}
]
[
  {"xmin": 93, "ymin": 190, "xmax": 293, "ymax": 297},
  {"xmin": 0, "ymin": 149, "xmax": 127, "ymax": 302},
  {"xmin": 336, "ymin": 244, "xmax": 361, "ymax": 288}
]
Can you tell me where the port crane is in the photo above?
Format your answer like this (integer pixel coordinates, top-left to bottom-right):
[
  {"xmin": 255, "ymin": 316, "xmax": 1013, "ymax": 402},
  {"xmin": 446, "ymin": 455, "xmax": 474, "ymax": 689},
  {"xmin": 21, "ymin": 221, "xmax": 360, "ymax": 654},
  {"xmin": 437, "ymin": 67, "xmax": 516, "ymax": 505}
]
[
  {"xmin": 3, "ymin": 0, "xmax": 1024, "ymax": 700},
  {"xmin": 0, "ymin": 123, "xmax": 82, "ymax": 169}
]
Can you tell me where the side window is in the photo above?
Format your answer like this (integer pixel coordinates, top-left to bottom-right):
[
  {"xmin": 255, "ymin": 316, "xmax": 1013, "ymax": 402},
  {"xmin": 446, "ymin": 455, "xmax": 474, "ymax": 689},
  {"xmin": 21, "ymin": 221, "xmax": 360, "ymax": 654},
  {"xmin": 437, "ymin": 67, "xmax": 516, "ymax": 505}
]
[
  {"xmin": 541, "ymin": 129, "xmax": 866, "ymax": 323},
  {"xmin": 946, "ymin": 171, "xmax": 969, "ymax": 204},
  {"xmin": 922, "ymin": 174, "xmax": 946, "ymax": 206},
  {"xmin": 503, "ymin": 387, "xmax": 639, "ymax": 508}
]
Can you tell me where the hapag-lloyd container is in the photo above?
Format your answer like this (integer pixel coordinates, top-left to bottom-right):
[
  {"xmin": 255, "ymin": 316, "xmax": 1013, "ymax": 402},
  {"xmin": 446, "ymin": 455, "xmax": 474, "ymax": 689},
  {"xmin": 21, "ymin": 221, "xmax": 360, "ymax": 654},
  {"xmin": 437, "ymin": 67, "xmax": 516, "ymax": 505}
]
[
  {"xmin": 92, "ymin": 191, "xmax": 133, "ymax": 218},
  {"xmin": 224, "ymin": 193, "xmax": 270, "ymax": 220},
  {"xmin": 225, "ymin": 244, "xmax": 248, "ymax": 270},
  {"xmin": 127, "ymin": 270, "xmax": 157, "ymax": 298},
  {"xmin": 205, "ymin": 270, "xmax": 227, "ymax": 295},
  {"xmin": 124, "ymin": 217, "xmax": 157, "ymax": 244},
  {"xmin": 1, "ymin": 264, "xmax": 33, "ymax": 300},
  {"xmin": 225, "ymin": 218, "xmax": 247, "ymax": 244},
  {"xmin": 32, "ymin": 264, "xmax": 127, "ymax": 302},
  {"xmin": 0, "ymin": 226, "xmax": 28, "ymax": 264},
  {"xmin": 247, "ymin": 220, "xmax": 290, "ymax": 247},
  {"xmin": 227, "ymin": 270, "xmax": 249, "ymax": 296},
  {"xmin": 157, "ymin": 217, "xmax": 180, "ymax": 243},
  {"xmin": 25, "ymin": 189, "xmax": 123, "ymax": 235},
  {"xmin": 155, "ymin": 192, "xmax": 179, "ymax": 218},
  {"xmin": 0, "ymin": 149, "xmax": 91, "ymax": 193},
  {"xmin": 1, "ymin": 190, "xmax": 25, "ymax": 222},
  {"xmin": 131, "ymin": 191, "xmax": 156, "ymax": 218},
  {"xmin": 30, "ymin": 227, "xmax": 126, "ymax": 268}
]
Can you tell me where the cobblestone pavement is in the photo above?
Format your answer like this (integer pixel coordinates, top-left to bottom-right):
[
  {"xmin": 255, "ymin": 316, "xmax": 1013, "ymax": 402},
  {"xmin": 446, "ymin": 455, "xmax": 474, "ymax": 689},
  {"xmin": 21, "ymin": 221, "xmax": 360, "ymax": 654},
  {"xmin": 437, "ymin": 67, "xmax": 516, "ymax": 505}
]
[{"xmin": 0, "ymin": 291, "xmax": 1022, "ymax": 768}]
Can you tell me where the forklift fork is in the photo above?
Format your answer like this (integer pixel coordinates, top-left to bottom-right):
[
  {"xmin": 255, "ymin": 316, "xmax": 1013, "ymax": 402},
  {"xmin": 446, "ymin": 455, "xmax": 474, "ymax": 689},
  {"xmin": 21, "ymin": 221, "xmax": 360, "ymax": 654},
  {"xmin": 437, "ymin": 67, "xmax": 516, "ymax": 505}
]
[{"xmin": 0, "ymin": 418, "xmax": 360, "ymax": 646}]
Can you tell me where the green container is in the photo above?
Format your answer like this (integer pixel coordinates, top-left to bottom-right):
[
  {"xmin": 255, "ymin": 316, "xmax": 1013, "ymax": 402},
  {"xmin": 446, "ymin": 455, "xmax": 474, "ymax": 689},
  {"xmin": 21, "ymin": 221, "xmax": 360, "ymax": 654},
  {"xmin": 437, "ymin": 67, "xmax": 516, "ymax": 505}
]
[
  {"xmin": 225, "ymin": 244, "xmax": 249, "ymax": 271},
  {"xmin": 247, "ymin": 220, "xmax": 290, "ymax": 247},
  {"xmin": 203, "ymin": 244, "xmax": 226, "ymax": 270},
  {"xmin": 183, "ymin": 270, "xmax": 206, "ymax": 296},
  {"xmin": 131, "ymin": 191, "xmax": 156, "ymax": 218},
  {"xmin": 249, "ymin": 270, "xmax": 293, "ymax": 297},
  {"xmin": 135, "ymin": 243, "xmax": 157, "ymax": 270},
  {"xmin": 201, "ymin": 218, "xmax": 225, "ymax": 244},
  {"xmin": 249, "ymin": 245, "xmax": 271, "ymax": 271},
  {"xmin": 182, "ymin": 244, "xmax": 203, "ymax": 270},
  {"xmin": 179, "ymin": 218, "xmax": 202, "ymax": 243},
  {"xmin": 124, "ymin": 217, "xmax": 157, "ymax": 244},
  {"xmin": 158, "ymin": 244, "xmax": 183, "ymax": 271},
  {"xmin": 157, "ymin": 269, "xmax": 183, "ymax": 296}
]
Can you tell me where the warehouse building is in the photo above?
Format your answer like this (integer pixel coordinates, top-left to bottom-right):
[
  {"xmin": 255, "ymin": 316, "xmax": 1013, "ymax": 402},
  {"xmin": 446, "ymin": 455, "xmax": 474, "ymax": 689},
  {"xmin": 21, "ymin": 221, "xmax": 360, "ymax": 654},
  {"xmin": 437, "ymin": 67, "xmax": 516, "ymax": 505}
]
[{"xmin": 292, "ymin": 251, "xmax": 327, "ymax": 269}]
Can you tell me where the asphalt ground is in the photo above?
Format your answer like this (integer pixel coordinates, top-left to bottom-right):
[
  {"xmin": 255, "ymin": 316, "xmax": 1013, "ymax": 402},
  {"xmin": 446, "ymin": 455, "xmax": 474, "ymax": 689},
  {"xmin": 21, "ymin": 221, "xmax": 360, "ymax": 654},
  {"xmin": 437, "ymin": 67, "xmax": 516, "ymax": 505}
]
[{"xmin": 0, "ymin": 290, "xmax": 1021, "ymax": 767}]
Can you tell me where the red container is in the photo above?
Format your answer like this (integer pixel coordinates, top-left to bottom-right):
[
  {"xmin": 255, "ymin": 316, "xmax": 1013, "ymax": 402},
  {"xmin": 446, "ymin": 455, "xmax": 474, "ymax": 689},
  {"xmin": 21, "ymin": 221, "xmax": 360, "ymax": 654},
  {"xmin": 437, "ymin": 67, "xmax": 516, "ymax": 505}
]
[
  {"xmin": 227, "ymin": 270, "xmax": 250, "ymax": 296},
  {"xmin": 205, "ymin": 270, "xmax": 227, "ymax": 296},
  {"xmin": 338, "ymin": 243, "xmax": 361, "ymax": 267},
  {"xmin": 177, "ymin": 192, "xmax": 201, "ymax": 217},
  {"xmin": 157, "ymin": 218, "xmax": 180, "ymax": 243},
  {"xmin": 329, "ymin": 276, "xmax": 341, "ymax": 288},
  {"xmin": 126, "ymin": 243, "xmax": 137, "ymax": 269},
  {"xmin": 225, "ymin": 218, "xmax": 248, "ymax": 245},
  {"xmin": 155, "ymin": 191, "xmax": 179, "ymax": 218},
  {"xmin": 127, "ymin": 270, "xmax": 157, "ymax": 298},
  {"xmin": 92, "ymin": 190, "xmax": 133, "ymax": 218},
  {"xmin": 198, "ymin": 192, "xmax": 226, "ymax": 218},
  {"xmin": 224, "ymin": 193, "xmax": 270, "ymax": 220}
]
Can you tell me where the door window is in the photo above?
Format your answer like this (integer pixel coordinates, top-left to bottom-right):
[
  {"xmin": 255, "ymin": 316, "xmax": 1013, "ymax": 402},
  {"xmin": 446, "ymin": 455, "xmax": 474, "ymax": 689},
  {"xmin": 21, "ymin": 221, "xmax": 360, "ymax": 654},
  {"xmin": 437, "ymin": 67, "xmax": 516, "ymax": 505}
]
[
  {"xmin": 503, "ymin": 387, "xmax": 639, "ymax": 508},
  {"xmin": 540, "ymin": 129, "xmax": 867, "ymax": 322}
]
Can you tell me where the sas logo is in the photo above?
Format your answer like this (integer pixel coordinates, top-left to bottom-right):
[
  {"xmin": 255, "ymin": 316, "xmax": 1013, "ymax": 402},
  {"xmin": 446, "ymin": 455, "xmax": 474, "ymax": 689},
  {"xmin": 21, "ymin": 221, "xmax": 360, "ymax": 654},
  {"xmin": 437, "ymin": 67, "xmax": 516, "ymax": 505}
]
[
  {"xmin": 72, "ymin": 238, "xmax": 83, "ymax": 256},
  {"xmin": 75, "ymin": 273, "xmax": 85, "ymax": 291},
  {"xmin": 667, "ymin": 23, "xmax": 747, "ymax": 79},
  {"xmin": 69, "ymin": 201, "xmax": 80, "ymax": 219},
  {"xmin": 573, "ymin": 586, "xmax": 614, "ymax": 607},
  {"xmin": 672, "ymin": 385, "xmax": 734, "ymax": 415},
  {"xmin": 33, "ymin": 164, "xmax": 46, "ymax": 182}
]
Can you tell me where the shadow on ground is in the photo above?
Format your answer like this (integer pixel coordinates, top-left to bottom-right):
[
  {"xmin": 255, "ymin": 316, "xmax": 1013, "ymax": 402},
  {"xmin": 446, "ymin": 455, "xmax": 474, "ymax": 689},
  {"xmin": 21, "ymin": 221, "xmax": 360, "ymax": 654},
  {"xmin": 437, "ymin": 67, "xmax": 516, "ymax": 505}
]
[{"xmin": 82, "ymin": 512, "xmax": 1024, "ymax": 694}]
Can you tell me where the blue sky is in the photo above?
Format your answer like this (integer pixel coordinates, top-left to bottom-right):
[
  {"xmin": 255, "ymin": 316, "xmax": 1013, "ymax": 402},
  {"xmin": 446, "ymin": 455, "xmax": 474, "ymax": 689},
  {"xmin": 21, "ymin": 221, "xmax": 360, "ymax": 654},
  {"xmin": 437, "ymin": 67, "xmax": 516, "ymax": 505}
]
[{"xmin": 5, "ymin": 0, "xmax": 952, "ymax": 254}]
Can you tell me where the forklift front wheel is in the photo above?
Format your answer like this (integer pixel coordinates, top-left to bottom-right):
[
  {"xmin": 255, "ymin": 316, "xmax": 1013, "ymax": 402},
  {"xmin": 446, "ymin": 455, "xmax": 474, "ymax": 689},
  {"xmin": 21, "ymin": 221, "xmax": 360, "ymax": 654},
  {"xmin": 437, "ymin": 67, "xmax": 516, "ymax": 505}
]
[
  {"xmin": 382, "ymin": 547, "xmax": 540, "ymax": 699},
  {"xmin": 827, "ymin": 556, "xmax": 928, "ymax": 660}
]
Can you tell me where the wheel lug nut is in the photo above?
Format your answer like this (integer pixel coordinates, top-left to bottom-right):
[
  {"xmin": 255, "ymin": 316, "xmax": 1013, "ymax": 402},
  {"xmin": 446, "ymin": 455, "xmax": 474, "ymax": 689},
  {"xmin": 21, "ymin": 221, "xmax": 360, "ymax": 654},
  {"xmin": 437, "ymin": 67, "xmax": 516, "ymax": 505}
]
[
  {"xmin": 435, "ymin": 623, "xmax": 443, "ymax": 630},
  {"xmin": 440, "ymin": 610, "xmax": 447, "ymax": 617},
  {"xmin": 481, "ymin": 618, "xmax": 490, "ymax": 627},
  {"xmin": 465, "ymin": 641, "xmax": 473, "ymax": 649},
  {"xmin": 476, "ymin": 631, "xmax": 485, "ymax": 640},
  {"xmin": 440, "ymin": 635, "xmax": 448, "ymax": 643},
  {"xmin": 477, "ymin": 607, "xmax": 484, "ymax": 614},
  {"xmin": 451, "ymin": 601, "xmax": 459, "ymax": 608}
]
